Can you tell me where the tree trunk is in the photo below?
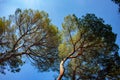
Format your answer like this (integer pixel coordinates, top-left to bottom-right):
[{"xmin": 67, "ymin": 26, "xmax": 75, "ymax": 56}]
[
  {"xmin": 57, "ymin": 49, "xmax": 77, "ymax": 80},
  {"xmin": 72, "ymin": 70, "xmax": 76, "ymax": 80},
  {"xmin": 72, "ymin": 66, "xmax": 77, "ymax": 80},
  {"xmin": 57, "ymin": 60, "xmax": 65, "ymax": 80}
]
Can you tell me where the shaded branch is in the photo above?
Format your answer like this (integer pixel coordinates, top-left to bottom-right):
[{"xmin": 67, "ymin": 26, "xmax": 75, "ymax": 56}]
[{"xmin": 0, "ymin": 52, "xmax": 28, "ymax": 64}]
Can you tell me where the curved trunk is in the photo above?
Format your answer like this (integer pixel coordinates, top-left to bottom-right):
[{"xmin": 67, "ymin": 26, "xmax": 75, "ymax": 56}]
[
  {"xmin": 57, "ymin": 57, "xmax": 68, "ymax": 80},
  {"xmin": 57, "ymin": 61, "xmax": 64, "ymax": 80}
]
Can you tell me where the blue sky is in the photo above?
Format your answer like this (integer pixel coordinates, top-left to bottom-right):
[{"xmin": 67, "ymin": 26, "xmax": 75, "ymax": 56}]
[{"xmin": 0, "ymin": 0, "xmax": 120, "ymax": 80}]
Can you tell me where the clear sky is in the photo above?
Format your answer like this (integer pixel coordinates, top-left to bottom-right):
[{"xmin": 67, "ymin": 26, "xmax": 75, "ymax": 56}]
[{"xmin": 0, "ymin": 0, "xmax": 120, "ymax": 80}]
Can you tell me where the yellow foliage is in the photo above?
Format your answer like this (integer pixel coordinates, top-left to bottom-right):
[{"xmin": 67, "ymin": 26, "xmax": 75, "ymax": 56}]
[
  {"xmin": 0, "ymin": 19, "xmax": 5, "ymax": 34},
  {"xmin": 58, "ymin": 42, "xmax": 72, "ymax": 59}
]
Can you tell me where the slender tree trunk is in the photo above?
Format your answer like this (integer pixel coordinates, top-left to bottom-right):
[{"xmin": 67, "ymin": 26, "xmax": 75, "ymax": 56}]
[
  {"xmin": 57, "ymin": 47, "xmax": 78, "ymax": 80},
  {"xmin": 72, "ymin": 66, "xmax": 77, "ymax": 80},
  {"xmin": 57, "ymin": 57, "xmax": 68, "ymax": 80},
  {"xmin": 72, "ymin": 70, "xmax": 76, "ymax": 80},
  {"xmin": 57, "ymin": 60, "xmax": 65, "ymax": 80}
]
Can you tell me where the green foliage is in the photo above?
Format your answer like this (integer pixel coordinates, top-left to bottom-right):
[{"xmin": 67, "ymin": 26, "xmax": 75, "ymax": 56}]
[
  {"xmin": 0, "ymin": 8, "xmax": 60, "ymax": 74},
  {"xmin": 59, "ymin": 13, "xmax": 118, "ymax": 59},
  {"xmin": 0, "ymin": 18, "xmax": 9, "ymax": 35},
  {"xmin": 0, "ymin": 18, "xmax": 5, "ymax": 34},
  {"xmin": 58, "ymin": 42, "xmax": 72, "ymax": 59},
  {"xmin": 97, "ymin": 52, "xmax": 120, "ymax": 79},
  {"xmin": 0, "ymin": 8, "xmax": 119, "ymax": 80},
  {"xmin": 59, "ymin": 13, "xmax": 119, "ymax": 79}
]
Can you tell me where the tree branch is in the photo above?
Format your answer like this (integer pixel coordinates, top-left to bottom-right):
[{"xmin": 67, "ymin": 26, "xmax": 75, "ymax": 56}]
[{"xmin": 0, "ymin": 52, "xmax": 28, "ymax": 64}]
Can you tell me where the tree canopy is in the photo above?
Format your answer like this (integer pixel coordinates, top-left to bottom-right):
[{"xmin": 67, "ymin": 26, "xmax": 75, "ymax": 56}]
[
  {"xmin": 57, "ymin": 14, "xmax": 119, "ymax": 80},
  {"xmin": 0, "ymin": 8, "xmax": 119, "ymax": 80},
  {"xmin": 0, "ymin": 8, "xmax": 60, "ymax": 74}
]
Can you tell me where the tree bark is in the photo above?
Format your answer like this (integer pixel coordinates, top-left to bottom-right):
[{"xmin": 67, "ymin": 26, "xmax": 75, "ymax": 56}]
[
  {"xmin": 57, "ymin": 57, "xmax": 68, "ymax": 80},
  {"xmin": 57, "ymin": 60, "xmax": 64, "ymax": 80},
  {"xmin": 72, "ymin": 66, "xmax": 77, "ymax": 80},
  {"xmin": 72, "ymin": 70, "xmax": 76, "ymax": 80}
]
